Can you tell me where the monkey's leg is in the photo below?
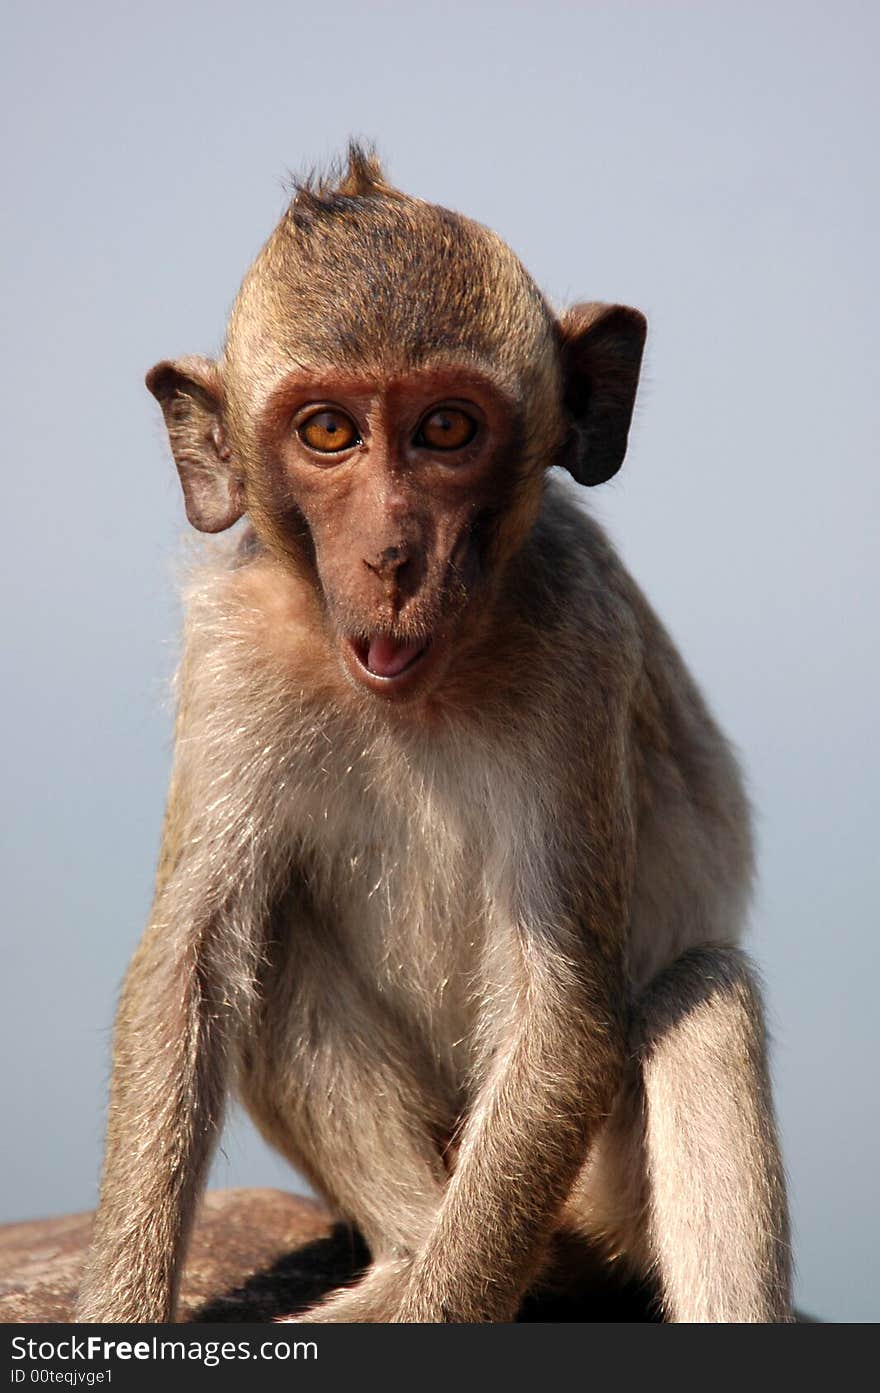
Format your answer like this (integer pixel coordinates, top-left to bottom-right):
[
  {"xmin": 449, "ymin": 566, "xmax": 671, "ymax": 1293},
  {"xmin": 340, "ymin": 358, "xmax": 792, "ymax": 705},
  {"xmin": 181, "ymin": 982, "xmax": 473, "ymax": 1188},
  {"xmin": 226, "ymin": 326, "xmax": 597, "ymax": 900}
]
[
  {"xmin": 391, "ymin": 926, "xmax": 625, "ymax": 1323},
  {"xmin": 636, "ymin": 945, "xmax": 792, "ymax": 1322},
  {"xmin": 76, "ymin": 907, "xmax": 231, "ymax": 1323}
]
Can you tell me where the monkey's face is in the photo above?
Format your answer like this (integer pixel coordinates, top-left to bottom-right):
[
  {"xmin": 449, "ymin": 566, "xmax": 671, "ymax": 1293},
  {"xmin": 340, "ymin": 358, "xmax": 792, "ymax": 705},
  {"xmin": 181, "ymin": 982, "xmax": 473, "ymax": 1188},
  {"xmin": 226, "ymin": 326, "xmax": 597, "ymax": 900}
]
[{"xmin": 250, "ymin": 363, "xmax": 534, "ymax": 700}]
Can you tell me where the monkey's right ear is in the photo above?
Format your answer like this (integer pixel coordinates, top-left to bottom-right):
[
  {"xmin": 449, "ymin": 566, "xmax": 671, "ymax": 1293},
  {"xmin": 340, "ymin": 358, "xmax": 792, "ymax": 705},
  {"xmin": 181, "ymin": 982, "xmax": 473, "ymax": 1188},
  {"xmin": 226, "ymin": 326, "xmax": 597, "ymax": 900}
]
[
  {"xmin": 146, "ymin": 356, "xmax": 245, "ymax": 533},
  {"xmin": 557, "ymin": 303, "xmax": 647, "ymax": 486}
]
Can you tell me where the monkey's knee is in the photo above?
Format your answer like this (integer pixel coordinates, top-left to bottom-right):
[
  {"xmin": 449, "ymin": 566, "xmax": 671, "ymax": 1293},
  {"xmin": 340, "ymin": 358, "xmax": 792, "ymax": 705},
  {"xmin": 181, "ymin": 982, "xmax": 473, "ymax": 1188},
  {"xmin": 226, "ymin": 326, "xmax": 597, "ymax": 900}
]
[{"xmin": 634, "ymin": 944, "xmax": 765, "ymax": 1058}]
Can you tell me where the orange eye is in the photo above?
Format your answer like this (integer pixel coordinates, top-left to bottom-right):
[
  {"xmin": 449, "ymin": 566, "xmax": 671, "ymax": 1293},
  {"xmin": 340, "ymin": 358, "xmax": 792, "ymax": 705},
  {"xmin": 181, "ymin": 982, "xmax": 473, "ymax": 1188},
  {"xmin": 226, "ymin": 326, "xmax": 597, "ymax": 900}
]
[
  {"xmin": 416, "ymin": 407, "xmax": 477, "ymax": 451},
  {"xmin": 298, "ymin": 409, "xmax": 359, "ymax": 453}
]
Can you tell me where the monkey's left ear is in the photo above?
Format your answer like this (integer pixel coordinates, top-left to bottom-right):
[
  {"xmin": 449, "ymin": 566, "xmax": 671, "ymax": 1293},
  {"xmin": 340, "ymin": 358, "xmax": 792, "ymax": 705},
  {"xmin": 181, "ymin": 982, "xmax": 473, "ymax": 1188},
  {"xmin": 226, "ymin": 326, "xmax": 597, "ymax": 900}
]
[
  {"xmin": 557, "ymin": 303, "xmax": 647, "ymax": 486},
  {"xmin": 146, "ymin": 356, "xmax": 245, "ymax": 533}
]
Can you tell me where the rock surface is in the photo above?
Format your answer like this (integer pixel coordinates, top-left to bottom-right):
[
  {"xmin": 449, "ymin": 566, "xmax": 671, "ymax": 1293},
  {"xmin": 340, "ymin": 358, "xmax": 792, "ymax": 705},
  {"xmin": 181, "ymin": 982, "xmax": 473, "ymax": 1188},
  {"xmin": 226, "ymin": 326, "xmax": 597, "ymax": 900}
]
[{"xmin": 0, "ymin": 1188, "xmax": 659, "ymax": 1322}]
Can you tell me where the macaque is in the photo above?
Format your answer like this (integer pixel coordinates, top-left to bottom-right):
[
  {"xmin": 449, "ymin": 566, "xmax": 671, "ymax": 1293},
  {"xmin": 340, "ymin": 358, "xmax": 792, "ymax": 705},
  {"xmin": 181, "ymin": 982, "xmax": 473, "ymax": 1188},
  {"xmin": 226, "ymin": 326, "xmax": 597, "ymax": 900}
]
[{"xmin": 77, "ymin": 145, "xmax": 791, "ymax": 1324}]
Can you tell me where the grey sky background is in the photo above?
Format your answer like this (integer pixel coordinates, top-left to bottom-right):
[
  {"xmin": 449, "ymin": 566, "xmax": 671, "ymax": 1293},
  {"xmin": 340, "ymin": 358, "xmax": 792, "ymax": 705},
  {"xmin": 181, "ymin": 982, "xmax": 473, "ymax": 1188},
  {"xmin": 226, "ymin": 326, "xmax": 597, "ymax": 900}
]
[{"xmin": 2, "ymin": 0, "xmax": 877, "ymax": 1323}]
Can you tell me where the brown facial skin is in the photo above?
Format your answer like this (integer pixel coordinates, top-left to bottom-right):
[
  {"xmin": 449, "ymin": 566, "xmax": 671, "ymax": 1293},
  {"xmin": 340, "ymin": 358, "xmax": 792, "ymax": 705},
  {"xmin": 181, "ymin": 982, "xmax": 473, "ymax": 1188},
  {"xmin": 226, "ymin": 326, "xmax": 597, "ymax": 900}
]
[{"xmin": 255, "ymin": 366, "xmax": 526, "ymax": 700}]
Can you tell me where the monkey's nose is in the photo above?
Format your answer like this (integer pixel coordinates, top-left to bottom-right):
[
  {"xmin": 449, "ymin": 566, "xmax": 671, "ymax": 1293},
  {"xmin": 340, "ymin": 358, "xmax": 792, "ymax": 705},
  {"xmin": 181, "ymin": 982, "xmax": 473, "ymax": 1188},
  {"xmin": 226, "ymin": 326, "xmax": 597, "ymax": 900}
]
[
  {"xmin": 362, "ymin": 543, "xmax": 425, "ymax": 610},
  {"xmin": 364, "ymin": 545, "xmax": 410, "ymax": 581}
]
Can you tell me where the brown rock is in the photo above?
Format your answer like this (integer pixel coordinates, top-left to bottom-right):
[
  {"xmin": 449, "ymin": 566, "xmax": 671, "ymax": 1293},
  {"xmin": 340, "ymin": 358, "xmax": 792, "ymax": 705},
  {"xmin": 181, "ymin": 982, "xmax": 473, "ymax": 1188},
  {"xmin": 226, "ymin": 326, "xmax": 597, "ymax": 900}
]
[
  {"xmin": 0, "ymin": 1189, "xmax": 338, "ymax": 1323},
  {"xmin": 0, "ymin": 1188, "xmax": 659, "ymax": 1322}
]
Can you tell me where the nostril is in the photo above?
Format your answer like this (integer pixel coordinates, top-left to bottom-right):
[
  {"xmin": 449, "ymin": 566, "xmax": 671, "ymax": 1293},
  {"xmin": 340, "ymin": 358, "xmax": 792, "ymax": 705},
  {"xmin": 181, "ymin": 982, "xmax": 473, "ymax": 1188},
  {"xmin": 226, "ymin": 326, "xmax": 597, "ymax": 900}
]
[{"xmin": 364, "ymin": 545, "xmax": 408, "ymax": 579}]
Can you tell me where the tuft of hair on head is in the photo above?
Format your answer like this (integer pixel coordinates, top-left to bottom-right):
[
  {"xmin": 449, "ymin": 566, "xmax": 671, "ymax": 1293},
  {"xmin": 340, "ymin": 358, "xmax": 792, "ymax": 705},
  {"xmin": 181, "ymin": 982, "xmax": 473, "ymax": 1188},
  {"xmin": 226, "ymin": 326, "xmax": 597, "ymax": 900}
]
[{"xmin": 286, "ymin": 140, "xmax": 403, "ymax": 225}]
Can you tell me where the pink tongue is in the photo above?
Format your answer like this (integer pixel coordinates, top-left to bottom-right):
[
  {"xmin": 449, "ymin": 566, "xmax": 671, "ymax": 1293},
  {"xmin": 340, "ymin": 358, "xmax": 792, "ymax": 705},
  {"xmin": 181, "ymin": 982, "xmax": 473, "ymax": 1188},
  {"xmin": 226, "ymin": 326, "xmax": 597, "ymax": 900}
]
[{"xmin": 366, "ymin": 635, "xmax": 424, "ymax": 678}]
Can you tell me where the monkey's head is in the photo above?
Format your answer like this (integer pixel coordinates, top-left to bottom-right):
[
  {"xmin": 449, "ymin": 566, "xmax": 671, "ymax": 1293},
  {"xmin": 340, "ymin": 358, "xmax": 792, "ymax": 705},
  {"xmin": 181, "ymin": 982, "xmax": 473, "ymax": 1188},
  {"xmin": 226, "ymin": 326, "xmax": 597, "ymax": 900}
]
[{"xmin": 148, "ymin": 146, "xmax": 645, "ymax": 702}]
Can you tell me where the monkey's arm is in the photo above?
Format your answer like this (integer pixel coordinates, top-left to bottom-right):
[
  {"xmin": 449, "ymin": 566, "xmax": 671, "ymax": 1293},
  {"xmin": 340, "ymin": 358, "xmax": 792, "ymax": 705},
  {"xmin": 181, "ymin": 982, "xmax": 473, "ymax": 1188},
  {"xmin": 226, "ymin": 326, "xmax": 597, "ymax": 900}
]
[
  {"xmin": 77, "ymin": 681, "xmax": 274, "ymax": 1322},
  {"xmin": 398, "ymin": 930, "xmax": 625, "ymax": 1322},
  {"xmin": 396, "ymin": 764, "xmax": 633, "ymax": 1323},
  {"xmin": 75, "ymin": 889, "xmax": 229, "ymax": 1323}
]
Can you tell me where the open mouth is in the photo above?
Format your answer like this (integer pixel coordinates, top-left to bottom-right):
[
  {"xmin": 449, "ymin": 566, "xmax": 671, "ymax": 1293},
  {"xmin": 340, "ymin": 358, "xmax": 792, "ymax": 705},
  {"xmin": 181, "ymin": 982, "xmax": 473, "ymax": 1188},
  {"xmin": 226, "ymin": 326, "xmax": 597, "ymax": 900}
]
[{"xmin": 348, "ymin": 633, "xmax": 432, "ymax": 683}]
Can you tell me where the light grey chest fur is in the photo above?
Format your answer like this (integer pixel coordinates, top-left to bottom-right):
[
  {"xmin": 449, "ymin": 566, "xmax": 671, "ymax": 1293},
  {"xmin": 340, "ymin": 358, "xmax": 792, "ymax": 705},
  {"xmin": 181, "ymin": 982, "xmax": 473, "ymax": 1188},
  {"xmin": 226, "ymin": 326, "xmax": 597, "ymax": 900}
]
[{"xmin": 285, "ymin": 719, "xmax": 506, "ymax": 1077}]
